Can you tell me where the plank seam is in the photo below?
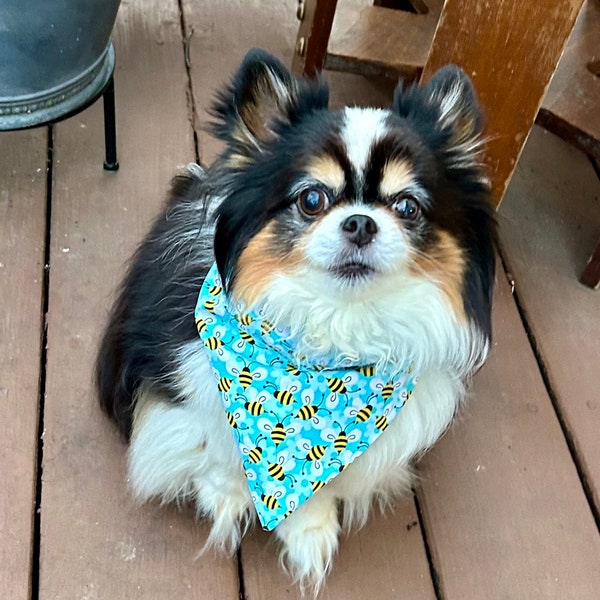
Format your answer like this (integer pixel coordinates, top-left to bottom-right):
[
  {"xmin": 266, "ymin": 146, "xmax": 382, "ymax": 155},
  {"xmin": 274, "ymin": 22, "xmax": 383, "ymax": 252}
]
[
  {"xmin": 497, "ymin": 248, "xmax": 600, "ymax": 531},
  {"xmin": 177, "ymin": 0, "xmax": 201, "ymax": 166},
  {"xmin": 236, "ymin": 546, "xmax": 247, "ymax": 600},
  {"xmin": 30, "ymin": 125, "xmax": 54, "ymax": 600},
  {"xmin": 413, "ymin": 492, "xmax": 444, "ymax": 600}
]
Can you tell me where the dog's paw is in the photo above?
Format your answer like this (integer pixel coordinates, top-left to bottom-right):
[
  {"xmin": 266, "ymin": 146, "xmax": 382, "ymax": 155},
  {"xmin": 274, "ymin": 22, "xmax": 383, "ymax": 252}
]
[
  {"xmin": 195, "ymin": 477, "xmax": 255, "ymax": 556},
  {"xmin": 275, "ymin": 492, "xmax": 340, "ymax": 595}
]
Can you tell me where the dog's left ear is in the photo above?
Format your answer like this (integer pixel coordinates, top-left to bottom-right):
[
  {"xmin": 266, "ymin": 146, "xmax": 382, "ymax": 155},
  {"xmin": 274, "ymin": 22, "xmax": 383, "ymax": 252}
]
[
  {"xmin": 393, "ymin": 65, "xmax": 484, "ymax": 161},
  {"xmin": 211, "ymin": 48, "xmax": 328, "ymax": 160}
]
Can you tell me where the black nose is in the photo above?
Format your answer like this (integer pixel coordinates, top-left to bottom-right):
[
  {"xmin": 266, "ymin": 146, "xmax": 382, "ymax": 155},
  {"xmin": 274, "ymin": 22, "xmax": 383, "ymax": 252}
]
[{"xmin": 341, "ymin": 214, "xmax": 378, "ymax": 247}]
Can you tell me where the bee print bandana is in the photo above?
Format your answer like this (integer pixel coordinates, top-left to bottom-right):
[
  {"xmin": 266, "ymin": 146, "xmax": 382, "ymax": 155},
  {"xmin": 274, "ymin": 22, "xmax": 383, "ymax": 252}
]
[{"xmin": 195, "ymin": 264, "xmax": 418, "ymax": 530}]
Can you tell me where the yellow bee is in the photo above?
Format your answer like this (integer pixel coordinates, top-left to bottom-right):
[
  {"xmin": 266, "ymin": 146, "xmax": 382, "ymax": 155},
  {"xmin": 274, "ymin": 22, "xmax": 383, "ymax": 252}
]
[
  {"xmin": 285, "ymin": 362, "xmax": 301, "ymax": 376},
  {"xmin": 203, "ymin": 299, "xmax": 216, "ymax": 314},
  {"xmin": 358, "ymin": 365, "xmax": 376, "ymax": 377},
  {"xmin": 226, "ymin": 411, "xmax": 238, "ymax": 428},
  {"xmin": 269, "ymin": 422, "xmax": 287, "ymax": 445},
  {"xmin": 333, "ymin": 430, "xmax": 349, "ymax": 452},
  {"xmin": 218, "ymin": 377, "xmax": 233, "ymax": 392},
  {"xmin": 327, "ymin": 377, "xmax": 347, "ymax": 394},
  {"xmin": 248, "ymin": 445, "xmax": 263, "ymax": 464},
  {"xmin": 261, "ymin": 494, "xmax": 281, "ymax": 510},
  {"xmin": 375, "ymin": 414, "xmax": 389, "ymax": 431},
  {"xmin": 311, "ymin": 480, "xmax": 325, "ymax": 493},
  {"xmin": 274, "ymin": 389, "xmax": 297, "ymax": 406},
  {"xmin": 379, "ymin": 382, "xmax": 395, "ymax": 400},
  {"xmin": 239, "ymin": 331, "xmax": 255, "ymax": 345},
  {"xmin": 195, "ymin": 317, "xmax": 207, "ymax": 333},
  {"xmin": 236, "ymin": 313, "xmax": 253, "ymax": 326},
  {"xmin": 296, "ymin": 404, "xmax": 318, "ymax": 420},
  {"xmin": 204, "ymin": 336, "xmax": 224, "ymax": 350},
  {"xmin": 267, "ymin": 462, "xmax": 285, "ymax": 481},
  {"xmin": 354, "ymin": 404, "xmax": 373, "ymax": 423},
  {"xmin": 245, "ymin": 400, "xmax": 265, "ymax": 416},
  {"xmin": 261, "ymin": 320, "xmax": 274, "ymax": 334},
  {"xmin": 237, "ymin": 366, "xmax": 253, "ymax": 389},
  {"xmin": 306, "ymin": 444, "xmax": 327, "ymax": 461},
  {"xmin": 208, "ymin": 284, "xmax": 223, "ymax": 296}
]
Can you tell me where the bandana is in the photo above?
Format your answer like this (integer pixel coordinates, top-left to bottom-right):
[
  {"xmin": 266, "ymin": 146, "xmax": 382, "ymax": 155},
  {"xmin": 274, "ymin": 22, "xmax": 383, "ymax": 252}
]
[{"xmin": 194, "ymin": 264, "xmax": 418, "ymax": 530}]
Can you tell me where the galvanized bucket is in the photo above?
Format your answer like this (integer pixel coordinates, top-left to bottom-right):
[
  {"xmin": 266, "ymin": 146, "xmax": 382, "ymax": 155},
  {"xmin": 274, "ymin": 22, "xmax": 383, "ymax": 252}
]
[{"xmin": 0, "ymin": 0, "xmax": 121, "ymax": 130}]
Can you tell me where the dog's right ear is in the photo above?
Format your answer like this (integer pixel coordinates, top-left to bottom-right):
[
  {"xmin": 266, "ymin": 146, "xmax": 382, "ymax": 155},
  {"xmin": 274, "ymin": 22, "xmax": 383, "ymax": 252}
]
[{"xmin": 211, "ymin": 48, "xmax": 328, "ymax": 163}]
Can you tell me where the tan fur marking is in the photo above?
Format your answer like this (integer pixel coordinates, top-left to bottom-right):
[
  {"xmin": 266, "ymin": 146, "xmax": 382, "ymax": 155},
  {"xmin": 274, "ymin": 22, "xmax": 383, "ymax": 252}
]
[
  {"xmin": 379, "ymin": 160, "xmax": 414, "ymax": 197},
  {"xmin": 233, "ymin": 222, "xmax": 303, "ymax": 307},
  {"xmin": 307, "ymin": 156, "xmax": 345, "ymax": 193},
  {"xmin": 410, "ymin": 230, "xmax": 466, "ymax": 320}
]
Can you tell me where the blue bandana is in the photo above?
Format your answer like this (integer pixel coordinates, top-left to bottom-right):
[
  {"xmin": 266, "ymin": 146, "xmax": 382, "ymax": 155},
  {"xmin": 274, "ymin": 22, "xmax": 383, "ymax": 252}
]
[{"xmin": 194, "ymin": 264, "xmax": 418, "ymax": 530}]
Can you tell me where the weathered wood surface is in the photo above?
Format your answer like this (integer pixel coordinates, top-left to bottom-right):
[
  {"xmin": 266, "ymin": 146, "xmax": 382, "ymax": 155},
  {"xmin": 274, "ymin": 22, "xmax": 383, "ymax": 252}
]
[
  {"xmin": 0, "ymin": 130, "xmax": 47, "ymax": 600},
  {"xmin": 326, "ymin": 0, "xmax": 443, "ymax": 79},
  {"xmin": 499, "ymin": 126, "xmax": 600, "ymax": 514},
  {"xmin": 421, "ymin": 0, "xmax": 586, "ymax": 206},
  {"xmin": 538, "ymin": 0, "xmax": 600, "ymax": 163},
  {"xmin": 37, "ymin": 1, "xmax": 238, "ymax": 597},
  {"xmin": 418, "ymin": 272, "xmax": 600, "ymax": 598}
]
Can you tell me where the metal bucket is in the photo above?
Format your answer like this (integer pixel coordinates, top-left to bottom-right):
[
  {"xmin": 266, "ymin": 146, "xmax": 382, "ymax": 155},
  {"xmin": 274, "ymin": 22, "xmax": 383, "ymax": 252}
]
[{"xmin": 0, "ymin": 0, "xmax": 121, "ymax": 130}]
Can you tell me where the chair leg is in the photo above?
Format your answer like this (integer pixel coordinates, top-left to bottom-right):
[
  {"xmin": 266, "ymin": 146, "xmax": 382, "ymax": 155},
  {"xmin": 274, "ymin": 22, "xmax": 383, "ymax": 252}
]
[
  {"xmin": 580, "ymin": 239, "xmax": 600, "ymax": 289},
  {"xmin": 102, "ymin": 76, "xmax": 119, "ymax": 171},
  {"xmin": 292, "ymin": 0, "xmax": 338, "ymax": 77}
]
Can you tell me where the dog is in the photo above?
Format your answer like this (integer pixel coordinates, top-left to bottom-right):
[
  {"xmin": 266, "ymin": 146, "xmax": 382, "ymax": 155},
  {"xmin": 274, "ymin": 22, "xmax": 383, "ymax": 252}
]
[{"xmin": 96, "ymin": 48, "xmax": 496, "ymax": 592}]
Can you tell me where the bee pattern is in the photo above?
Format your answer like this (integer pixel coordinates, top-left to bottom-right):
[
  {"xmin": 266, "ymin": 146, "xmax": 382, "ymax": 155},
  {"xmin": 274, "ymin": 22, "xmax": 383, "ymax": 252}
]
[
  {"xmin": 358, "ymin": 365, "xmax": 376, "ymax": 377},
  {"xmin": 325, "ymin": 421, "xmax": 360, "ymax": 453},
  {"xmin": 375, "ymin": 414, "xmax": 389, "ymax": 431},
  {"xmin": 266, "ymin": 456, "xmax": 297, "ymax": 486},
  {"xmin": 225, "ymin": 409, "xmax": 248, "ymax": 440},
  {"xmin": 299, "ymin": 442, "xmax": 328, "ymax": 474},
  {"xmin": 327, "ymin": 374, "xmax": 361, "ymax": 407},
  {"xmin": 231, "ymin": 365, "xmax": 255, "ymax": 390},
  {"xmin": 244, "ymin": 398, "xmax": 266, "ymax": 416},
  {"xmin": 262, "ymin": 415, "xmax": 299, "ymax": 446},
  {"xmin": 208, "ymin": 284, "xmax": 223, "ymax": 296},
  {"xmin": 244, "ymin": 434, "xmax": 267, "ymax": 464},
  {"xmin": 217, "ymin": 377, "xmax": 233, "ymax": 392},
  {"xmin": 351, "ymin": 404, "xmax": 373, "ymax": 423},
  {"xmin": 377, "ymin": 380, "xmax": 396, "ymax": 401},
  {"xmin": 268, "ymin": 383, "xmax": 300, "ymax": 406},
  {"xmin": 311, "ymin": 480, "xmax": 325, "ymax": 493},
  {"xmin": 295, "ymin": 393, "xmax": 332, "ymax": 422},
  {"xmin": 260, "ymin": 319, "xmax": 274, "ymax": 335},
  {"xmin": 261, "ymin": 492, "xmax": 282, "ymax": 511},
  {"xmin": 204, "ymin": 335, "xmax": 224, "ymax": 351},
  {"xmin": 195, "ymin": 317, "xmax": 207, "ymax": 334},
  {"xmin": 236, "ymin": 313, "xmax": 253, "ymax": 326},
  {"xmin": 203, "ymin": 299, "xmax": 216, "ymax": 314}
]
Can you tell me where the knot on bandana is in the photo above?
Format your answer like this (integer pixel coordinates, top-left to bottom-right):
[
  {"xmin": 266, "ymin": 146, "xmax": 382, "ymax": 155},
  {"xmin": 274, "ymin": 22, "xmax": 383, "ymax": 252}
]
[{"xmin": 195, "ymin": 263, "xmax": 418, "ymax": 530}]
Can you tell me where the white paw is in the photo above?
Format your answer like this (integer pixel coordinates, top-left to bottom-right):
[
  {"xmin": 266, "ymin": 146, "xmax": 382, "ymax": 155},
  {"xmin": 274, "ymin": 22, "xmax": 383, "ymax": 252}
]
[{"xmin": 275, "ymin": 492, "xmax": 340, "ymax": 595}]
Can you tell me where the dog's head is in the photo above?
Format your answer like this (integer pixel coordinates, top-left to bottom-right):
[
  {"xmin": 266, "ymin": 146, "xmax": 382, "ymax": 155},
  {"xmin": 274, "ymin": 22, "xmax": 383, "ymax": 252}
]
[{"xmin": 209, "ymin": 49, "xmax": 496, "ymax": 373}]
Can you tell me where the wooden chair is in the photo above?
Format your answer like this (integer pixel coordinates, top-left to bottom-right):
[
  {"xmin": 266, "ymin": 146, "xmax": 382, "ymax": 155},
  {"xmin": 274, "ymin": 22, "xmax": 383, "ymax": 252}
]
[{"xmin": 292, "ymin": 0, "xmax": 600, "ymax": 288}]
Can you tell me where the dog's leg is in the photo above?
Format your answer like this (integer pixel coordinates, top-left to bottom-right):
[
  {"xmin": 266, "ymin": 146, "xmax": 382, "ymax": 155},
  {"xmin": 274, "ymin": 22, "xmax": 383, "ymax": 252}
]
[
  {"xmin": 274, "ymin": 488, "xmax": 340, "ymax": 594},
  {"xmin": 128, "ymin": 341, "xmax": 255, "ymax": 554}
]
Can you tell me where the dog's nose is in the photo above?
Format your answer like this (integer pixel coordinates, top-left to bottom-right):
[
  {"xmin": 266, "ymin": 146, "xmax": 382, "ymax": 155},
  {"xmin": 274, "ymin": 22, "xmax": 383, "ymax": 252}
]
[{"xmin": 341, "ymin": 214, "xmax": 378, "ymax": 247}]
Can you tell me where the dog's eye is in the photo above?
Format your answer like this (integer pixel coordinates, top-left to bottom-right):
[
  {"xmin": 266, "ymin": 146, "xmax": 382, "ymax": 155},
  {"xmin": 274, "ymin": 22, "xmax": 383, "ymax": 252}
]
[
  {"xmin": 393, "ymin": 196, "xmax": 421, "ymax": 221},
  {"xmin": 297, "ymin": 188, "xmax": 330, "ymax": 217}
]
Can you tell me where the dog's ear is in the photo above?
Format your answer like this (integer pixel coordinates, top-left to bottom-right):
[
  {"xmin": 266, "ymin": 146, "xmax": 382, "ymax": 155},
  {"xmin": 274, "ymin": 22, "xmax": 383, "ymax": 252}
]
[
  {"xmin": 211, "ymin": 49, "xmax": 329, "ymax": 161},
  {"xmin": 393, "ymin": 66, "xmax": 484, "ymax": 166}
]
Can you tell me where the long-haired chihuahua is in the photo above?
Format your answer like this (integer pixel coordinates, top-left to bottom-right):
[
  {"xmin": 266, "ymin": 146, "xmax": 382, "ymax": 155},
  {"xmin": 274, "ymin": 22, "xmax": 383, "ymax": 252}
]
[{"xmin": 96, "ymin": 49, "xmax": 496, "ymax": 592}]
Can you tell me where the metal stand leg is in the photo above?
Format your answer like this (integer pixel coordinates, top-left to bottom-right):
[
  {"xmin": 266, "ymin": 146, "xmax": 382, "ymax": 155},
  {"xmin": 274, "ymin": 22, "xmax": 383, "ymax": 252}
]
[{"xmin": 102, "ymin": 76, "xmax": 119, "ymax": 171}]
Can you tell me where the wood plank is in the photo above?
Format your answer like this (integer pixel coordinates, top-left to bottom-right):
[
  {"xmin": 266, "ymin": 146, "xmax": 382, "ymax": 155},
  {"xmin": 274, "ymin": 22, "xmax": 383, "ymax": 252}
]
[
  {"xmin": 0, "ymin": 129, "xmax": 47, "ymax": 600},
  {"xmin": 38, "ymin": 1, "xmax": 238, "ymax": 598},
  {"xmin": 326, "ymin": 1, "xmax": 443, "ymax": 80},
  {"xmin": 242, "ymin": 498, "xmax": 436, "ymax": 600},
  {"xmin": 417, "ymin": 268, "xmax": 600, "ymax": 598},
  {"xmin": 538, "ymin": 0, "xmax": 600, "ymax": 163},
  {"xmin": 499, "ymin": 126, "xmax": 600, "ymax": 511},
  {"xmin": 421, "ymin": 0, "xmax": 585, "ymax": 207}
]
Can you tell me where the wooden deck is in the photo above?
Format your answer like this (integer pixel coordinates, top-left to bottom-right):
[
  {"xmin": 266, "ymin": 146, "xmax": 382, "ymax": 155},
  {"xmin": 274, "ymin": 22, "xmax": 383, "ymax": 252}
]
[{"xmin": 1, "ymin": 1, "xmax": 599, "ymax": 598}]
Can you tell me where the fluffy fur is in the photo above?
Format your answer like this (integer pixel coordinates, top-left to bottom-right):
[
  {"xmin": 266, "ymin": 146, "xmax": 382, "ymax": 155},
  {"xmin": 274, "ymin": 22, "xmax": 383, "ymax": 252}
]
[{"xmin": 96, "ymin": 49, "xmax": 496, "ymax": 593}]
